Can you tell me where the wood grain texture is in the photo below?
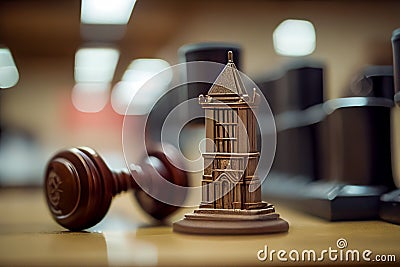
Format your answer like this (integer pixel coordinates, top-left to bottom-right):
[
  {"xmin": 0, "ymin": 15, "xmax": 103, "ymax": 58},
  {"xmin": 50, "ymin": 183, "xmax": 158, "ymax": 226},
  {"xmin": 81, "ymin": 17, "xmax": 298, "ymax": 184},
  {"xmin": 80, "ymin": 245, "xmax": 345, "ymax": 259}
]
[{"xmin": 0, "ymin": 189, "xmax": 399, "ymax": 266}]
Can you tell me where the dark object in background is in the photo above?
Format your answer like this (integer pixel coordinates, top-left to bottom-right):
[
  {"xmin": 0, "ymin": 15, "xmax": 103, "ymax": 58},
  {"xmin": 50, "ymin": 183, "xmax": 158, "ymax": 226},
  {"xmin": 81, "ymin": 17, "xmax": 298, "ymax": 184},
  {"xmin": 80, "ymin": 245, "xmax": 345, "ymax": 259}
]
[
  {"xmin": 146, "ymin": 42, "xmax": 242, "ymax": 142},
  {"xmin": 307, "ymin": 96, "xmax": 395, "ymax": 220},
  {"xmin": 380, "ymin": 28, "xmax": 400, "ymax": 225},
  {"xmin": 44, "ymin": 144, "xmax": 188, "ymax": 231},
  {"xmin": 262, "ymin": 65, "xmax": 396, "ymax": 220},
  {"xmin": 257, "ymin": 60, "xmax": 324, "ymax": 114},
  {"xmin": 320, "ymin": 97, "xmax": 394, "ymax": 188},
  {"xmin": 349, "ymin": 66, "xmax": 394, "ymax": 99},
  {"xmin": 256, "ymin": 61, "xmax": 324, "ymax": 186},
  {"xmin": 392, "ymin": 28, "xmax": 400, "ymax": 105},
  {"xmin": 179, "ymin": 42, "xmax": 242, "ymax": 100},
  {"xmin": 328, "ymin": 68, "xmax": 395, "ymax": 189},
  {"xmin": 380, "ymin": 189, "xmax": 400, "ymax": 224}
]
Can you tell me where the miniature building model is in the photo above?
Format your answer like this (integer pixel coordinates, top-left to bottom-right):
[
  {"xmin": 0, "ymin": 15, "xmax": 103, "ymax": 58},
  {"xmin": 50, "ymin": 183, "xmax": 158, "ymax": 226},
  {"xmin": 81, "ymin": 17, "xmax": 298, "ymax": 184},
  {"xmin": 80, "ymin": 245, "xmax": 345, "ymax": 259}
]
[
  {"xmin": 173, "ymin": 51, "xmax": 289, "ymax": 234},
  {"xmin": 198, "ymin": 51, "xmax": 265, "ymax": 210}
]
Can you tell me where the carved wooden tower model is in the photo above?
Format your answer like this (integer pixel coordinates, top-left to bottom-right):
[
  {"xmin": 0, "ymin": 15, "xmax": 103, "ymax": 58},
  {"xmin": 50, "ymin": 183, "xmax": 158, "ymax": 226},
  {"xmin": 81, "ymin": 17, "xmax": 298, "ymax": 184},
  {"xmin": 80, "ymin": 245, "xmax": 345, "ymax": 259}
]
[
  {"xmin": 198, "ymin": 51, "xmax": 264, "ymax": 211},
  {"xmin": 173, "ymin": 51, "xmax": 289, "ymax": 234}
]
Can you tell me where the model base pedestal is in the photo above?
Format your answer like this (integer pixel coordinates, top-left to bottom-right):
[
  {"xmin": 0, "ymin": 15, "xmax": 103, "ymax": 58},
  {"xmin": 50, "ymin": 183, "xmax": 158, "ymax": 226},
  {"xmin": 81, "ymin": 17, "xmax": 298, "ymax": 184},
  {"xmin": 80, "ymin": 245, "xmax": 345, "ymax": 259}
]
[{"xmin": 173, "ymin": 206, "xmax": 289, "ymax": 235}]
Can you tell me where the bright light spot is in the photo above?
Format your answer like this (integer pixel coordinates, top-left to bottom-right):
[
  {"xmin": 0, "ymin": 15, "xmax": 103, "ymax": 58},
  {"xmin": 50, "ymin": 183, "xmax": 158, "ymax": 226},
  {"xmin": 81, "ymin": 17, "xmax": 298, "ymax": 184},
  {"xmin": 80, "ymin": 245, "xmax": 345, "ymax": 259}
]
[
  {"xmin": 72, "ymin": 83, "xmax": 110, "ymax": 112},
  {"xmin": 273, "ymin": 19, "xmax": 316, "ymax": 56},
  {"xmin": 75, "ymin": 47, "xmax": 119, "ymax": 83},
  {"xmin": 81, "ymin": 0, "xmax": 137, "ymax": 25},
  {"xmin": 111, "ymin": 81, "xmax": 140, "ymax": 115},
  {"xmin": 0, "ymin": 48, "xmax": 19, "ymax": 89},
  {"xmin": 126, "ymin": 59, "xmax": 171, "ymax": 76},
  {"xmin": 111, "ymin": 59, "xmax": 172, "ymax": 115}
]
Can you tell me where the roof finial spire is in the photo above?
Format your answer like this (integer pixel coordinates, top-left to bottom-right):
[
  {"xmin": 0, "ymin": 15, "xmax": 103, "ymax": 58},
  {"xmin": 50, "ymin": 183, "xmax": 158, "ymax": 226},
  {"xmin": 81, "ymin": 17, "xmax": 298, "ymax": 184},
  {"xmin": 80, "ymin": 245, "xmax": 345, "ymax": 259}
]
[{"xmin": 228, "ymin": 51, "xmax": 233, "ymax": 63}]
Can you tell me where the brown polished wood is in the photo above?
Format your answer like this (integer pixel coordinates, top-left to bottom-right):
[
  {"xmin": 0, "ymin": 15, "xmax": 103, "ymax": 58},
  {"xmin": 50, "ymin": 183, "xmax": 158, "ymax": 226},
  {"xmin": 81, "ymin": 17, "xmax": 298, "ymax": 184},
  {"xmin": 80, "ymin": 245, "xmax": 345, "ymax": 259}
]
[
  {"xmin": 173, "ymin": 51, "xmax": 289, "ymax": 234},
  {"xmin": 1, "ymin": 188, "xmax": 400, "ymax": 266},
  {"xmin": 45, "ymin": 145, "xmax": 188, "ymax": 231}
]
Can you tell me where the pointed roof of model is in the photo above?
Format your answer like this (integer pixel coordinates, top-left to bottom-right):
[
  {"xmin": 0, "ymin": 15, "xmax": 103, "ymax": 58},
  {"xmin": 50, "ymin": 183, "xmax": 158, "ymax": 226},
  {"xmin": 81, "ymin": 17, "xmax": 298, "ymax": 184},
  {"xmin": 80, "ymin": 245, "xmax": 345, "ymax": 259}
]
[{"xmin": 208, "ymin": 51, "xmax": 248, "ymax": 98}]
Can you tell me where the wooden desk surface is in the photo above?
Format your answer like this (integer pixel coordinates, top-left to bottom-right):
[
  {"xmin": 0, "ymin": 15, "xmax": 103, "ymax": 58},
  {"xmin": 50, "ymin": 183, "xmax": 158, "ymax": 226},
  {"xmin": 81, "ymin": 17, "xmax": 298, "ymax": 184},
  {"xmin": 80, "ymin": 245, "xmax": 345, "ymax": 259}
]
[{"xmin": 0, "ymin": 188, "xmax": 399, "ymax": 266}]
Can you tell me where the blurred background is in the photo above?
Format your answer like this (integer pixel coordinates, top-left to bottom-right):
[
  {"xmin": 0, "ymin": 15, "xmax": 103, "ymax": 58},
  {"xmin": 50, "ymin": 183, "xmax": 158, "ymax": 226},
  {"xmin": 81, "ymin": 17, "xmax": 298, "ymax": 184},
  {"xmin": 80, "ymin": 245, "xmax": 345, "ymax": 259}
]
[{"xmin": 0, "ymin": 0, "xmax": 399, "ymax": 187}]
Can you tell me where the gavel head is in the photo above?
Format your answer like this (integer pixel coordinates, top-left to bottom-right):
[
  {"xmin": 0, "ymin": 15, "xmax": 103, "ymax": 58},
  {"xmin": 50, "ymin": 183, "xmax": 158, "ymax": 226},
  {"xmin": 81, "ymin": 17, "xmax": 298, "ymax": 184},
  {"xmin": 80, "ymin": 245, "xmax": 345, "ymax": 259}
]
[{"xmin": 44, "ymin": 145, "xmax": 188, "ymax": 231}]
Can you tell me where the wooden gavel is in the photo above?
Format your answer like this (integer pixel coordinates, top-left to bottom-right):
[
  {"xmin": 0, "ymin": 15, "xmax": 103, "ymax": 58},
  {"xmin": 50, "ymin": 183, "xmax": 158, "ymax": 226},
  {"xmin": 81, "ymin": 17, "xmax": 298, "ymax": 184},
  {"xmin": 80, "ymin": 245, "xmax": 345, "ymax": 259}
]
[{"xmin": 44, "ymin": 144, "xmax": 188, "ymax": 231}]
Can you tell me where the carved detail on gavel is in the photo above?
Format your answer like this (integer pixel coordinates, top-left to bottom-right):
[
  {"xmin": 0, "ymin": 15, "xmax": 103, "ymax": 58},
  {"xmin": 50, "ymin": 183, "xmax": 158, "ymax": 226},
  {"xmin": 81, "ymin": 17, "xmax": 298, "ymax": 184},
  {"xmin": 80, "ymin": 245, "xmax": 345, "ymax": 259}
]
[{"xmin": 44, "ymin": 145, "xmax": 188, "ymax": 231}]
